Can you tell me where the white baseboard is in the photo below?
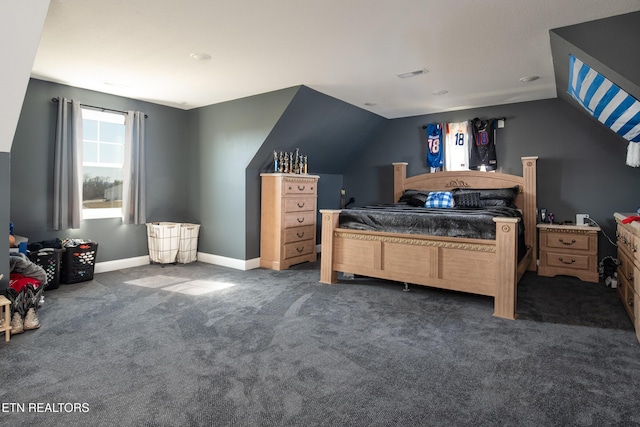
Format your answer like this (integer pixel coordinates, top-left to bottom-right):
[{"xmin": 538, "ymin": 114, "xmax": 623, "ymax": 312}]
[
  {"xmin": 196, "ymin": 252, "xmax": 261, "ymax": 271},
  {"xmin": 94, "ymin": 256, "xmax": 150, "ymax": 273},
  {"xmin": 93, "ymin": 250, "xmax": 306, "ymax": 274}
]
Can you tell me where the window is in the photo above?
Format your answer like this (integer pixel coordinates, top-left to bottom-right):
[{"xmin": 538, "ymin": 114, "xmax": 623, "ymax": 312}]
[{"xmin": 81, "ymin": 108, "xmax": 125, "ymax": 219}]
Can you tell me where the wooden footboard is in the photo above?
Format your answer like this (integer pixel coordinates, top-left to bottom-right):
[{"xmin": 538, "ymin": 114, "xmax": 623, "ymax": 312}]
[{"xmin": 320, "ymin": 210, "xmax": 525, "ymax": 320}]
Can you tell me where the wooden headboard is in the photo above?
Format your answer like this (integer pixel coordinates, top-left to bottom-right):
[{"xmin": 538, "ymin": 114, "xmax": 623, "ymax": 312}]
[{"xmin": 392, "ymin": 156, "xmax": 538, "ymax": 271}]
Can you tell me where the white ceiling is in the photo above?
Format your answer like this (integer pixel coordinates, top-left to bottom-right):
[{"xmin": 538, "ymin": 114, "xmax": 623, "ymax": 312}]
[{"xmin": 32, "ymin": 0, "xmax": 640, "ymax": 119}]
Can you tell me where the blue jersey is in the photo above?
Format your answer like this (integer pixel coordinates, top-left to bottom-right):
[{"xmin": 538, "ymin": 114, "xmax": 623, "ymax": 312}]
[{"xmin": 426, "ymin": 123, "xmax": 444, "ymax": 169}]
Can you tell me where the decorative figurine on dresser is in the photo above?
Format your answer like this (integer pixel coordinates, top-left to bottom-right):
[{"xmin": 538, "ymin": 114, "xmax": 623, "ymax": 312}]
[{"xmin": 261, "ymin": 150, "xmax": 318, "ymax": 270}]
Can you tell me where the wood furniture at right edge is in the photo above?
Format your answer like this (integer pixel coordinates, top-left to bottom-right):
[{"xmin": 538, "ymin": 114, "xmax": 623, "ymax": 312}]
[{"xmin": 614, "ymin": 212, "xmax": 640, "ymax": 342}]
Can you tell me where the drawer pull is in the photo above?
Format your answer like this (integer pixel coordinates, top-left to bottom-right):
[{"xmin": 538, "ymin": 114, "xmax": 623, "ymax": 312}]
[
  {"xmin": 298, "ymin": 185, "xmax": 306, "ymax": 191},
  {"xmin": 297, "ymin": 217, "xmax": 305, "ymax": 223},
  {"xmin": 628, "ymin": 297, "xmax": 634, "ymax": 307},
  {"xmin": 629, "ymin": 272, "xmax": 634, "ymax": 282},
  {"xmin": 559, "ymin": 238, "xmax": 576, "ymax": 246},
  {"xmin": 296, "ymin": 246, "xmax": 304, "ymax": 253},
  {"xmin": 297, "ymin": 202, "xmax": 305, "ymax": 208},
  {"xmin": 559, "ymin": 257, "xmax": 576, "ymax": 265},
  {"xmin": 296, "ymin": 231, "xmax": 305, "ymax": 238},
  {"xmin": 633, "ymin": 244, "xmax": 638, "ymax": 253}
]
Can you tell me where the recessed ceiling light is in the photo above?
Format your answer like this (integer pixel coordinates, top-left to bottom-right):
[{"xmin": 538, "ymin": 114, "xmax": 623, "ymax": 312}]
[
  {"xmin": 432, "ymin": 90, "xmax": 448, "ymax": 96},
  {"xmin": 190, "ymin": 53, "xmax": 211, "ymax": 61},
  {"xmin": 519, "ymin": 75, "xmax": 539, "ymax": 83},
  {"xmin": 396, "ymin": 68, "xmax": 429, "ymax": 79},
  {"xmin": 364, "ymin": 102, "xmax": 378, "ymax": 106}
]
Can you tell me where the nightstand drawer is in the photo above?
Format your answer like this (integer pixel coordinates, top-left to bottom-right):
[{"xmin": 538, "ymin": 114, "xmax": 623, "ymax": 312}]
[
  {"xmin": 284, "ymin": 197, "xmax": 316, "ymax": 213},
  {"xmin": 284, "ymin": 211, "xmax": 315, "ymax": 229},
  {"xmin": 284, "ymin": 225, "xmax": 315, "ymax": 244},
  {"xmin": 544, "ymin": 232, "xmax": 592, "ymax": 252},
  {"xmin": 543, "ymin": 251, "xmax": 591, "ymax": 271}
]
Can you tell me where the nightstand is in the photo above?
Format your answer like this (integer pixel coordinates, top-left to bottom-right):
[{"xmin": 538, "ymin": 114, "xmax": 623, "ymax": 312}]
[{"xmin": 537, "ymin": 223, "xmax": 600, "ymax": 282}]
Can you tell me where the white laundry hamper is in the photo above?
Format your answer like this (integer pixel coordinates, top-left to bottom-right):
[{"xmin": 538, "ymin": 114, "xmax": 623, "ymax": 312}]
[
  {"xmin": 146, "ymin": 222, "xmax": 180, "ymax": 265},
  {"xmin": 176, "ymin": 223, "xmax": 200, "ymax": 264}
]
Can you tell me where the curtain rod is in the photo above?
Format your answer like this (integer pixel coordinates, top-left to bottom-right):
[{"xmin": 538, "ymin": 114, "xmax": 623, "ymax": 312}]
[
  {"xmin": 421, "ymin": 118, "xmax": 506, "ymax": 129},
  {"xmin": 51, "ymin": 98, "xmax": 148, "ymax": 118}
]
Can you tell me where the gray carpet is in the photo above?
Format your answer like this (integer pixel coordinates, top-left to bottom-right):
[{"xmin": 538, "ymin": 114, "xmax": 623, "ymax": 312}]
[{"xmin": 1, "ymin": 260, "xmax": 639, "ymax": 427}]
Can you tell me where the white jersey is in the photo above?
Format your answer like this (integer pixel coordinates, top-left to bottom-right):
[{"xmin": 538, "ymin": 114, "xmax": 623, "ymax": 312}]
[{"xmin": 445, "ymin": 121, "xmax": 471, "ymax": 171}]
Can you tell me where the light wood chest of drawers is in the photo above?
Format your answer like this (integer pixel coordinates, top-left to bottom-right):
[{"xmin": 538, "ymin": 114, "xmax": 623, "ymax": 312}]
[
  {"xmin": 614, "ymin": 212, "xmax": 640, "ymax": 342},
  {"xmin": 260, "ymin": 173, "xmax": 319, "ymax": 270},
  {"xmin": 537, "ymin": 223, "xmax": 600, "ymax": 283}
]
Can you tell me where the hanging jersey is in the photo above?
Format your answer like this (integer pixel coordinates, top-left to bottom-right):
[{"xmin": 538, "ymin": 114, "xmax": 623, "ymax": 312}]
[
  {"xmin": 470, "ymin": 118, "xmax": 498, "ymax": 171},
  {"xmin": 426, "ymin": 123, "xmax": 444, "ymax": 169},
  {"xmin": 444, "ymin": 121, "xmax": 471, "ymax": 171}
]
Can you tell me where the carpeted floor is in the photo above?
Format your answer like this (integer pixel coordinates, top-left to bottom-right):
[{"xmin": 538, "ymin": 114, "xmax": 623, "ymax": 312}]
[{"xmin": 1, "ymin": 260, "xmax": 639, "ymax": 427}]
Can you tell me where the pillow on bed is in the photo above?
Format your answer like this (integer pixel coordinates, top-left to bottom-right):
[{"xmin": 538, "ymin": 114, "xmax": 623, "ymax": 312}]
[
  {"xmin": 398, "ymin": 190, "xmax": 430, "ymax": 206},
  {"xmin": 453, "ymin": 186, "xmax": 519, "ymax": 208},
  {"xmin": 453, "ymin": 191, "xmax": 482, "ymax": 208},
  {"xmin": 406, "ymin": 193, "xmax": 429, "ymax": 207},
  {"xmin": 425, "ymin": 191, "xmax": 454, "ymax": 208}
]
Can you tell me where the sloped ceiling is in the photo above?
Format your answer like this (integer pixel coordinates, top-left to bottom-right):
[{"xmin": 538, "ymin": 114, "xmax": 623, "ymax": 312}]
[
  {"xmin": 551, "ymin": 11, "xmax": 640, "ymax": 147},
  {"xmin": 551, "ymin": 11, "xmax": 640, "ymax": 104},
  {"xmin": 0, "ymin": 0, "xmax": 49, "ymax": 153}
]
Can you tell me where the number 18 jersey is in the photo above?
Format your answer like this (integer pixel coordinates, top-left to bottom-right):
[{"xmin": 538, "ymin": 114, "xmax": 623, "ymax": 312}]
[
  {"xmin": 445, "ymin": 121, "xmax": 471, "ymax": 171},
  {"xmin": 426, "ymin": 123, "xmax": 444, "ymax": 169}
]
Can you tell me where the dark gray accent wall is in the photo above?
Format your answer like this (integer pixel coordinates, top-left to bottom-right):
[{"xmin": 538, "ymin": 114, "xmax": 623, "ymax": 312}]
[
  {"xmin": 10, "ymin": 79, "xmax": 189, "ymax": 262},
  {"xmin": 186, "ymin": 87, "xmax": 298, "ymax": 261},
  {"xmin": 343, "ymin": 98, "xmax": 640, "ymax": 260},
  {"xmin": 245, "ymin": 86, "xmax": 387, "ymax": 259},
  {"xmin": 1, "ymin": 152, "xmax": 9, "ymax": 289},
  {"xmin": 248, "ymin": 86, "xmax": 387, "ymax": 173}
]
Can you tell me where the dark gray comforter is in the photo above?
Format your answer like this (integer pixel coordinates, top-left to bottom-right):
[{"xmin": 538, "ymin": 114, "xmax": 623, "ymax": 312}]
[{"xmin": 338, "ymin": 204, "xmax": 524, "ymax": 241}]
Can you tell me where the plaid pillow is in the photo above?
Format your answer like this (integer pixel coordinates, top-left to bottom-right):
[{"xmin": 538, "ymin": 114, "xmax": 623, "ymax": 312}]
[{"xmin": 425, "ymin": 191, "xmax": 454, "ymax": 208}]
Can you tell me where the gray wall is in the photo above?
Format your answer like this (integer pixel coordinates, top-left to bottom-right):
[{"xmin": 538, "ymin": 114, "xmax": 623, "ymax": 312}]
[
  {"xmin": 11, "ymin": 79, "xmax": 640, "ymax": 270},
  {"xmin": 344, "ymin": 98, "xmax": 640, "ymax": 260},
  {"xmin": 10, "ymin": 79, "xmax": 189, "ymax": 262},
  {"xmin": 186, "ymin": 87, "xmax": 298, "ymax": 261}
]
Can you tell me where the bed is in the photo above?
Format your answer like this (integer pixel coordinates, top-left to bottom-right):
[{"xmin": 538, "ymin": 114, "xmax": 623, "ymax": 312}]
[{"xmin": 319, "ymin": 156, "xmax": 538, "ymax": 319}]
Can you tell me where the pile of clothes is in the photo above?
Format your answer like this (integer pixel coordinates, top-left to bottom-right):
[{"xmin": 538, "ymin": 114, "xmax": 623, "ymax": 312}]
[{"xmin": 8, "ymin": 252, "xmax": 47, "ymax": 334}]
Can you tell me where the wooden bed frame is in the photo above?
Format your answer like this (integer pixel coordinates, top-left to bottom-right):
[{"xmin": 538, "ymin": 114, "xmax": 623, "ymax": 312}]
[{"xmin": 320, "ymin": 156, "xmax": 538, "ymax": 319}]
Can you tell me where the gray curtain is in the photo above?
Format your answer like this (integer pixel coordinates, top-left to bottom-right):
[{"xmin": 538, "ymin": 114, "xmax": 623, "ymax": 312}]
[
  {"xmin": 122, "ymin": 111, "xmax": 146, "ymax": 225},
  {"xmin": 53, "ymin": 98, "xmax": 83, "ymax": 230}
]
